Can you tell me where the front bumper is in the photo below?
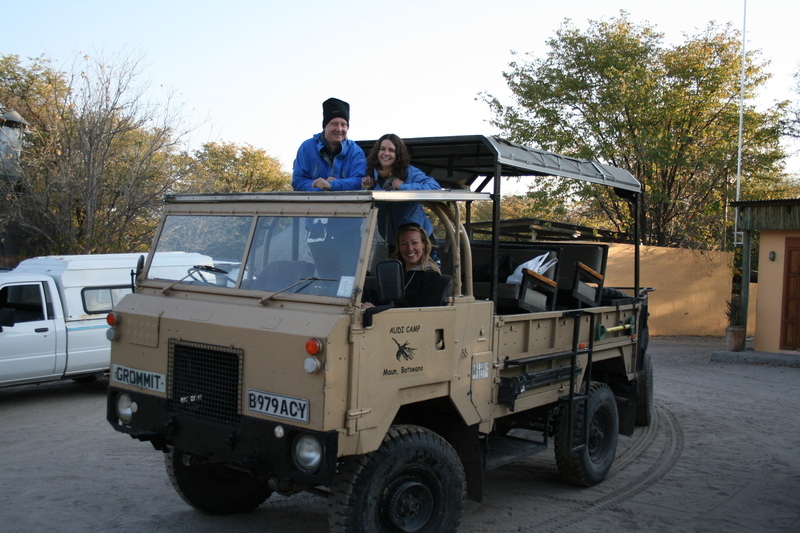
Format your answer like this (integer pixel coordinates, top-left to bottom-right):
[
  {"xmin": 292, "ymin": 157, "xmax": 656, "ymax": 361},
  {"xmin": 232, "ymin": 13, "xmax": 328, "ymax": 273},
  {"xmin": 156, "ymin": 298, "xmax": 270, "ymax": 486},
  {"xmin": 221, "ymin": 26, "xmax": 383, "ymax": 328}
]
[{"xmin": 106, "ymin": 386, "xmax": 339, "ymax": 487}]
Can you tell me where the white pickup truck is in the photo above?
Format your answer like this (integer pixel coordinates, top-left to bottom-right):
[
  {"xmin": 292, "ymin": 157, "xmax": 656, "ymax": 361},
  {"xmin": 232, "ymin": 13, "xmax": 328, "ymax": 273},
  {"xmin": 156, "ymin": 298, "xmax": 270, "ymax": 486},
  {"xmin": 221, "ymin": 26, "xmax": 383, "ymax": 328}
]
[
  {"xmin": 0, "ymin": 252, "xmax": 212, "ymax": 388},
  {"xmin": 0, "ymin": 254, "xmax": 140, "ymax": 387}
]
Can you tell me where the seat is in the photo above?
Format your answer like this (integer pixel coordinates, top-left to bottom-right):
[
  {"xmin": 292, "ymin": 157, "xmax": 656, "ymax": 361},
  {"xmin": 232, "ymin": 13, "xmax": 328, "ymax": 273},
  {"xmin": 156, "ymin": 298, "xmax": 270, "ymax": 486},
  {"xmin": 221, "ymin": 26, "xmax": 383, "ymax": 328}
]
[
  {"xmin": 439, "ymin": 274, "xmax": 454, "ymax": 305},
  {"xmin": 251, "ymin": 261, "xmax": 315, "ymax": 292},
  {"xmin": 571, "ymin": 261, "xmax": 605, "ymax": 307},
  {"xmin": 517, "ymin": 268, "xmax": 558, "ymax": 312}
]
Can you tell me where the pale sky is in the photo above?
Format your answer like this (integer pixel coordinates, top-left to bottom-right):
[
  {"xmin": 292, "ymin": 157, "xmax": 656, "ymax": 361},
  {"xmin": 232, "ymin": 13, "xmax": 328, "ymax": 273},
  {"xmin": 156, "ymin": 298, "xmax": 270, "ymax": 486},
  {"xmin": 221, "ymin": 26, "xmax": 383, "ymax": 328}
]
[{"xmin": 5, "ymin": 0, "xmax": 799, "ymax": 181}]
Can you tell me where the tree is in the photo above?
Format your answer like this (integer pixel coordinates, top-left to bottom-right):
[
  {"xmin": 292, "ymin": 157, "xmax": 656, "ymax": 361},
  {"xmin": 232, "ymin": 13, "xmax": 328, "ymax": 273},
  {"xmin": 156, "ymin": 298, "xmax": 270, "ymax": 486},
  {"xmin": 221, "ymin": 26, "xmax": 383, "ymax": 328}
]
[
  {"xmin": 0, "ymin": 51, "xmax": 190, "ymax": 260},
  {"xmin": 178, "ymin": 141, "xmax": 291, "ymax": 193},
  {"xmin": 483, "ymin": 12, "xmax": 787, "ymax": 249},
  {"xmin": 785, "ymin": 67, "xmax": 800, "ymax": 143}
]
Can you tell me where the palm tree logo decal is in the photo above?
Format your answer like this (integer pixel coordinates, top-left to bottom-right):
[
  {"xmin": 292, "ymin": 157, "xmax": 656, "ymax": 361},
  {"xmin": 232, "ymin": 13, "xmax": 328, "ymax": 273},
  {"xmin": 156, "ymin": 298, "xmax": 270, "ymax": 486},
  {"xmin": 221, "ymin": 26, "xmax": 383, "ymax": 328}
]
[{"xmin": 392, "ymin": 337, "xmax": 416, "ymax": 361}]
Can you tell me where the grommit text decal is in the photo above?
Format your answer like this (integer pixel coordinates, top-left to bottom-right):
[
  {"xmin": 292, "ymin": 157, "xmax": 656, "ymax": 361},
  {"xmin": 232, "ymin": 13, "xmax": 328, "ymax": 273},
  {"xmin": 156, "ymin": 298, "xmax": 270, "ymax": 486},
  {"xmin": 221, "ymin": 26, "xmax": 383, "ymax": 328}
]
[{"xmin": 112, "ymin": 364, "xmax": 167, "ymax": 393}]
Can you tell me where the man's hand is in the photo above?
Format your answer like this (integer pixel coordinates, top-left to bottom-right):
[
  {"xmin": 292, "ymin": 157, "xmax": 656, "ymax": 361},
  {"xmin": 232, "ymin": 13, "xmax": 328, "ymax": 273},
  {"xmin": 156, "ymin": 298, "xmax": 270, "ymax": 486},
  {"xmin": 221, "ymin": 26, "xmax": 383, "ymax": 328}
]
[{"xmin": 312, "ymin": 177, "xmax": 336, "ymax": 190}]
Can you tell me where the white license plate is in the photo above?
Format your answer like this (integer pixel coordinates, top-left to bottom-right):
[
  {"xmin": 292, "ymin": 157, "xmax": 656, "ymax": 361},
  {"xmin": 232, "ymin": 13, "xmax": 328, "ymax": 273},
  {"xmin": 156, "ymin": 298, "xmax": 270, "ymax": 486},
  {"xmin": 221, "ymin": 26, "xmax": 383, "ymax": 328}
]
[
  {"xmin": 247, "ymin": 389, "xmax": 309, "ymax": 423},
  {"xmin": 112, "ymin": 364, "xmax": 167, "ymax": 393}
]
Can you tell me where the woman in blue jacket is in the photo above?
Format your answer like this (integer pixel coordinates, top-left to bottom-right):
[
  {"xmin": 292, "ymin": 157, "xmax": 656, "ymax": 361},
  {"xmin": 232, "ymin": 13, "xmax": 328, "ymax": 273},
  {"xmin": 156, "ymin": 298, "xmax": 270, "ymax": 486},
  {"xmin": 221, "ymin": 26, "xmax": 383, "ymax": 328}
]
[{"xmin": 363, "ymin": 133, "xmax": 441, "ymax": 244}]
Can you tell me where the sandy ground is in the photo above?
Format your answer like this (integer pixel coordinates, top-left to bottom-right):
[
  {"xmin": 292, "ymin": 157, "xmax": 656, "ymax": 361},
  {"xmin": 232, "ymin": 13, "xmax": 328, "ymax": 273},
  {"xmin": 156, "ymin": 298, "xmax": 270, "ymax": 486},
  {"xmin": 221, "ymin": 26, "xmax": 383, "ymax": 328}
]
[{"xmin": 1, "ymin": 336, "xmax": 799, "ymax": 533}]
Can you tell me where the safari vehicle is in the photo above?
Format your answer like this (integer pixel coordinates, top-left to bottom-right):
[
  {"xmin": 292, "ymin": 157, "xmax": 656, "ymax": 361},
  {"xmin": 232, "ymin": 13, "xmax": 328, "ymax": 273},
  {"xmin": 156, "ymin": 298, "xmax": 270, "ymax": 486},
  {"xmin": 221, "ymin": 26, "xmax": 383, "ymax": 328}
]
[{"xmin": 106, "ymin": 135, "xmax": 652, "ymax": 532}]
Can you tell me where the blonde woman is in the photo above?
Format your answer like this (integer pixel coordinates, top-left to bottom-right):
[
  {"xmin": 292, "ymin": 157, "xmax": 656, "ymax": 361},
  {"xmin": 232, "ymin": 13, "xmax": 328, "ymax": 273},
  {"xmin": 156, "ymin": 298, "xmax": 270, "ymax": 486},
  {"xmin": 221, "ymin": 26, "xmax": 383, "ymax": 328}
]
[{"xmin": 389, "ymin": 223, "xmax": 443, "ymax": 308}]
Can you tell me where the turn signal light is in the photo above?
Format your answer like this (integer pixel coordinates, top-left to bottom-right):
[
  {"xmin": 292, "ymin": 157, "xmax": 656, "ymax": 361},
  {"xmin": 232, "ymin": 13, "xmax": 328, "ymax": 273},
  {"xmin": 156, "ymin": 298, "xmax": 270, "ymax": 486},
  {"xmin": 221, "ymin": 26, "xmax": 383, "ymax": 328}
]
[
  {"xmin": 305, "ymin": 338, "xmax": 323, "ymax": 355},
  {"xmin": 107, "ymin": 312, "xmax": 120, "ymax": 326}
]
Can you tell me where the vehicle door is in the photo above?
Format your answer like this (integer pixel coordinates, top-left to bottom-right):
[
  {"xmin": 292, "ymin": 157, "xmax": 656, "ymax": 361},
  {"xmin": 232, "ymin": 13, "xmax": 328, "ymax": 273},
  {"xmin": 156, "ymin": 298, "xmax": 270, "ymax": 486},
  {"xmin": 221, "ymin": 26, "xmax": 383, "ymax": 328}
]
[{"xmin": 0, "ymin": 281, "xmax": 59, "ymax": 383}]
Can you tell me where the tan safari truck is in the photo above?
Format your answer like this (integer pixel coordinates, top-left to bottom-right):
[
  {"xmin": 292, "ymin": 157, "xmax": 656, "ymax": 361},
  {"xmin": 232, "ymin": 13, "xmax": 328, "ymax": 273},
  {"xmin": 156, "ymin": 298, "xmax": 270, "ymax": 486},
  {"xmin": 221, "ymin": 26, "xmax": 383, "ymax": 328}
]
[{"xmin": 106, "ymin": 135, "xmax": 652, "ymax": 532}]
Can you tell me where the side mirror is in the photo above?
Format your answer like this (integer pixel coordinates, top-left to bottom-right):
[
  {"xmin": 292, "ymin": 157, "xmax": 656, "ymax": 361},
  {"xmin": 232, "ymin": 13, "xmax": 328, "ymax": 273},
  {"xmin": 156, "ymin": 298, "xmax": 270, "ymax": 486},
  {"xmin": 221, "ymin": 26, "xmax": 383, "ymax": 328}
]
[
  {"xmin": 375, "ymin": 260, "xmax": 405, "ymax": 304},
  {"xmin": 362, "ymin": 260, "xmax": 405, "ymax": 328},
  {"xmin": 0, "ymin": 307, "xmax": 16, "ymax": 332},
  {"xmin": 132, "ymin": 254, "xmax": 145, "ymax": 290}
]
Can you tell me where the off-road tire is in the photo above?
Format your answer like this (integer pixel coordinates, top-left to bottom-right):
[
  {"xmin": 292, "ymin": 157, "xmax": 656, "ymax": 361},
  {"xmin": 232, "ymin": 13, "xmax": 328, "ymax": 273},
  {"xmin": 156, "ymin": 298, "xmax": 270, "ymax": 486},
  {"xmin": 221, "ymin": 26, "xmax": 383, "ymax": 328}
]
[
  {"xmin": 328, "ymin": 425, "xmax": 466, "ymax": 533},
  {"xmin": 635, "ymin": 353, "xmax": 654, "ymax": 426},
  {"xmin": 165, "ymin": 448, "xmax": 271, "ymax": 515},
  {"xmin": 554, "ymin": 382, "xmax": 619, "ymax": 487}
]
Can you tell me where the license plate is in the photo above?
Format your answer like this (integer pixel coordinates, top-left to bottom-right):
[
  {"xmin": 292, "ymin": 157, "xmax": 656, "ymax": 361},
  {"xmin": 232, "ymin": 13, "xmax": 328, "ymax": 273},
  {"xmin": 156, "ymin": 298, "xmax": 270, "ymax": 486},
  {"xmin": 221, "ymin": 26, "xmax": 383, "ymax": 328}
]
[
  {"xmin": 247, "ymin": 389, "xmax": 309, "ymax": 423},
  {"xmin": 112, "ymin": 364, "xmax": 167, "ymax": 393}
]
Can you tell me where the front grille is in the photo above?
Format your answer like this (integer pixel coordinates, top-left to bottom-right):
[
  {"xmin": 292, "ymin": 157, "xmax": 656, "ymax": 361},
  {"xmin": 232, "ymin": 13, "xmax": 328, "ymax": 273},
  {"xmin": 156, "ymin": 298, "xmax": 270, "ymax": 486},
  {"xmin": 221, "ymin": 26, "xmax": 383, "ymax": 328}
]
[{"xmin": 167, "ymin": 339, "xmax": 243, "ymax": 427}]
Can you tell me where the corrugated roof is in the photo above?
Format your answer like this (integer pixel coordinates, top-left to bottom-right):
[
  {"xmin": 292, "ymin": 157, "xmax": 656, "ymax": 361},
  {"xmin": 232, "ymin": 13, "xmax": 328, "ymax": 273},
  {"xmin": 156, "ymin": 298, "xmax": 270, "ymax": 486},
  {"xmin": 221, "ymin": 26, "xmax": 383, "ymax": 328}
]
[
  {"xmin": 355, "ymin": 135, "xmax": 641, "ymax": 193},
  {"xmin": 732, "ymin": 198, "xmax": 800, "ymax": 231}
]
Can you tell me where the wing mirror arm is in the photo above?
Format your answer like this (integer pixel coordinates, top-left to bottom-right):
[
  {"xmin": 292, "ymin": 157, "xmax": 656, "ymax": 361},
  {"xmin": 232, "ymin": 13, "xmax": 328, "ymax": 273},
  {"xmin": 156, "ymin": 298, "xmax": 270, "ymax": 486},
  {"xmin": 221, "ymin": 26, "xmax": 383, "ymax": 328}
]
[{"xmin": 363, "ymin": 304, "xmax": 393, "ymax": 328}]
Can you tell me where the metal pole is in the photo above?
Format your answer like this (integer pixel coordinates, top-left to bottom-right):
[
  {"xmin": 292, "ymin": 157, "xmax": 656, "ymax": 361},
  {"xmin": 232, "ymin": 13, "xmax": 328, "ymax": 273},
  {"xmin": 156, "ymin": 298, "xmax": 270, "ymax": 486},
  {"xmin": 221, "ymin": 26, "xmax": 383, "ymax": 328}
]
[
  {"xmin": 741, "ymin": 228, "xmax": 751, "ymax": 336},
  {"xmin": 490, "ymin": 161, "xmax": 502, "ymax": 304}
]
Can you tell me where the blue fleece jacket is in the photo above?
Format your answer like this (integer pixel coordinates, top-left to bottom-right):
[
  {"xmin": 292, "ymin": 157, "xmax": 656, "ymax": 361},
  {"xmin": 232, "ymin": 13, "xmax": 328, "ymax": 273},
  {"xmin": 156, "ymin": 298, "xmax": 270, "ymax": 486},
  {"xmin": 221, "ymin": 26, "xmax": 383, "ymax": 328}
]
[
  {"xmin": 292, "ymin": 133, "xmax": 366, "ymax": 191},
  {"xmin": 374, "ymin": 165, "xmax": 440, "ymax": 243}
]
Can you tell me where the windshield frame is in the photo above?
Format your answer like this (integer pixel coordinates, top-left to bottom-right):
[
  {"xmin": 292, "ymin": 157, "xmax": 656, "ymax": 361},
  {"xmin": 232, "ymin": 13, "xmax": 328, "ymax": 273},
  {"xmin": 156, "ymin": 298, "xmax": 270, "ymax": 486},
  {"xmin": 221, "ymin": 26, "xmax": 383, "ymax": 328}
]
[{"xmin": 141, "ymin": 199, "xmax": 377, "ymax": 306}]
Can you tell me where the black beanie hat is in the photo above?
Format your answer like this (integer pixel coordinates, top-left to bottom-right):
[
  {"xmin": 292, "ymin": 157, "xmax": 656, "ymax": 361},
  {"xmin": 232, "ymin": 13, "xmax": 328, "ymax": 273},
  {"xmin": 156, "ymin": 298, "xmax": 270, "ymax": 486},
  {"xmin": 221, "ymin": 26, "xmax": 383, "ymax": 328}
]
[{"xmin": 322, "ymin": 97, "xmax": 350, "ymax": 128}]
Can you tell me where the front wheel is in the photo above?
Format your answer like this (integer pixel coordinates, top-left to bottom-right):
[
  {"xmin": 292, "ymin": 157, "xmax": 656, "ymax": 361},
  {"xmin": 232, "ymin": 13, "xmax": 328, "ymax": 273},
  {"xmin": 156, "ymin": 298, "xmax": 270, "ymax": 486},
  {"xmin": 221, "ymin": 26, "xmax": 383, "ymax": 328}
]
[
  {"xmin": 554, "ymin": 382, "xmax": 619, "ymax": 487},
  {"xmin": 328, "ymin": 425, "xmax": 466, "ymax": 533},
  {"xmin": 165, "ymin": 448, "xmax": 272, "ymax": 515}
]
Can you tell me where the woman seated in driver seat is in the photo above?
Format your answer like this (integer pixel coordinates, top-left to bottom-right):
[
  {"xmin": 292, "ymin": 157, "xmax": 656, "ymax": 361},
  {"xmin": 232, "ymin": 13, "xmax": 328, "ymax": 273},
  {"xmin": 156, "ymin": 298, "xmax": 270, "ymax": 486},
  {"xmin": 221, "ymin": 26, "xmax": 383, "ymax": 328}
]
[{"xmin": 363, "ymin": 223, "xmax": 443, "ymax": 308}]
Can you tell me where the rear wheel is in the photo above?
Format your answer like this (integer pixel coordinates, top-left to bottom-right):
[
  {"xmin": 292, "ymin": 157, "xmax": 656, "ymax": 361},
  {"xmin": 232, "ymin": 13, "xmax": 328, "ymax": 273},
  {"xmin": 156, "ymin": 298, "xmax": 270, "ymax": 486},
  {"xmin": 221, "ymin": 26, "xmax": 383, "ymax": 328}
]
[
  {"xmin": 635, "ymin": 353, "xmax": 654, "ymax": 426},
  {"xmin": 554, "ymin": 382, "xmax": 619, "ymax": 487},
  {"xmin": 328, "ymin": 425, "xmax": 466, "ymax": 533},
  {"xmin": 165, "ymin": 448, "xmax": 271, "ymax": 515}
]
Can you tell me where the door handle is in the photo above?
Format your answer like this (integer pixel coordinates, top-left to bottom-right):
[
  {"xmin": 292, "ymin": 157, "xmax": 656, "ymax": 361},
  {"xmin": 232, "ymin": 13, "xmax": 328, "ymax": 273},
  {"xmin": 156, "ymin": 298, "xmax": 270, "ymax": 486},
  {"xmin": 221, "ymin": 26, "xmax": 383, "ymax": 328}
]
[{"xmin": 35, "ymin": 327, "xmax": 49, "ymax": 333}]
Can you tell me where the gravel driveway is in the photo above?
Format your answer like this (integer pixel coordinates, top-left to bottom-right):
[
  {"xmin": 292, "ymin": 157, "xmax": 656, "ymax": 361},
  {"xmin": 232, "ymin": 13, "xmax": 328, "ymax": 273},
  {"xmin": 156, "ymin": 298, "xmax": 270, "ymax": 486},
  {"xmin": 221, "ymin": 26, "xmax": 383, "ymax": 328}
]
[{"xmin": 1, "ymin": 336, "xmax": 798, "ymax": 532}]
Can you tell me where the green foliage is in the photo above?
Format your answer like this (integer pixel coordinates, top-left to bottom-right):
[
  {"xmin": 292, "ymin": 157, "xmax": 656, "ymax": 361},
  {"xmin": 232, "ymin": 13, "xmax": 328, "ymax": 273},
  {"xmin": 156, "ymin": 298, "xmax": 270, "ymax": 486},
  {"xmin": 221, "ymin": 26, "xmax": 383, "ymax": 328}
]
[
  {"xmin": 482, "ymin": 11, "xmax": 788, "ymax": 249},
  {"xmin": 1, "ymin": 52, "xmax": 188, "ymax": 257},
  {"xmin": 783, "ymin": 67, "xmax": 800, "ymax": 141},
  {"xmin": 0, "ymin": 53, "xmax": 289, "ymax": 262},
  {"xmin": 177, "ymin": 141, "xmax": 290, "ymax": 193},
  {"xmin": 726, "ymin": 296, "xmax": 743, "ymax": 327}
]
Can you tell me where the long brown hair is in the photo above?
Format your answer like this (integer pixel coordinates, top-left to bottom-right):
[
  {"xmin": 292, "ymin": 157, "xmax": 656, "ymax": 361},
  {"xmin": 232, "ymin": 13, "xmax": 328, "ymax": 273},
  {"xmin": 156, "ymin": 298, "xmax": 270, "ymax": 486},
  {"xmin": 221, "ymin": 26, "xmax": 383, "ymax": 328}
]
[
  {"xmin": 390, "ymin": 223, "xmax": 439, "ymax": 273},
  {"xmin": 366, "ymin": 133, "xmax": 411, "ymax": 180}
]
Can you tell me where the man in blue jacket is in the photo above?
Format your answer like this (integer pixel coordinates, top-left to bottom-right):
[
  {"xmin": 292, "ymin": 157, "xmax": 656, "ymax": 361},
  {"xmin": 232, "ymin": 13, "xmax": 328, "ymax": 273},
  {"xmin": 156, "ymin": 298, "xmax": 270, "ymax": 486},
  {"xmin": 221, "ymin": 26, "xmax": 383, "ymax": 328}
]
[
  {"xmin": 292, "ymin": 98, "xmax": 366, "ymax": 281},
  {"xmin": 292, "ymin": 98, "xmax": 366, "ymax": 191}
]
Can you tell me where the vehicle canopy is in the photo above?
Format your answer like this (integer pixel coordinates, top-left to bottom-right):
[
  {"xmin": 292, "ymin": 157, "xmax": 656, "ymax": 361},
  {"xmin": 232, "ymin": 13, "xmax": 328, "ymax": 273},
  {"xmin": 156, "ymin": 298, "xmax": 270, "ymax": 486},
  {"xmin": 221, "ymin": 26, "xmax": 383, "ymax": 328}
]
[
  {"xmin": 9, "ymin": 255, "xmax": 138, "ymax": 321},
  {"xmin": 356, "ymin": 135, "xmax": 643, "ymax": 298},
  {"xmin": 13, "ymin": 253, "xmax": 212, "ymax": 320},
  {"xmin": 356, "ymin": 135, "xmax": 640, "ymax": 193}
]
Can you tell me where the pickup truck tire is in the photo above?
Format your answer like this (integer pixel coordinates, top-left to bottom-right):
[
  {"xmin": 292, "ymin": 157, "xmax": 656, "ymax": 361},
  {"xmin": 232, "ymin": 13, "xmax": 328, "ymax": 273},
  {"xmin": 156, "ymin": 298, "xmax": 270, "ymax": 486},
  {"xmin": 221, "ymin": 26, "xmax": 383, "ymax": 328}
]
[
  {"xmin": 165, "ymin": 448, "xmax": 271, "ymax": 515},
  {"xmin": 554, "ymin": 382, "xmax": 619, "ymax": 487},
  {"xmin": 635, "ymin": 353, "xmax": 654, "ymax": 426},
  {"xmin": 72, "ymin": 373, "xmax": 99, "ymax": 384},
  {"xmin": 328, "ymin": 424, "xmax": 466, "ymax": 533}
]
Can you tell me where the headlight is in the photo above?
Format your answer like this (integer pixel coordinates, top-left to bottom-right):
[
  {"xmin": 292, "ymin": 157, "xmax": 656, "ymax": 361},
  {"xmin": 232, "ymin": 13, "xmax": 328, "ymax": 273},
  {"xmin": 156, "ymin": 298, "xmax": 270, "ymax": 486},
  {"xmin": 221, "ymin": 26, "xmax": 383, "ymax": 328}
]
[
  {"xmin": 293, "ymin": 434, "xmax": 322, "ymax": 472},
  {"xmin": 303, "ymin": 356, "xmax": 322, "ymax": 374},
  {"xmin": 115, "ymin": 392, "xmax": 138, "ymax": 424}
]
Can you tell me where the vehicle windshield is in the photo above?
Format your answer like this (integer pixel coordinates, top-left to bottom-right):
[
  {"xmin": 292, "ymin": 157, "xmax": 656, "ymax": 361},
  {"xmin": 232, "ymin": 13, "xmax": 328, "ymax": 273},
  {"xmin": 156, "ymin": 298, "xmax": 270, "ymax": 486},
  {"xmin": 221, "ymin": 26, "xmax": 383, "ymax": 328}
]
[{"xmin": 148, "ymin": 214, "xmax": 366, "ymax": 299}]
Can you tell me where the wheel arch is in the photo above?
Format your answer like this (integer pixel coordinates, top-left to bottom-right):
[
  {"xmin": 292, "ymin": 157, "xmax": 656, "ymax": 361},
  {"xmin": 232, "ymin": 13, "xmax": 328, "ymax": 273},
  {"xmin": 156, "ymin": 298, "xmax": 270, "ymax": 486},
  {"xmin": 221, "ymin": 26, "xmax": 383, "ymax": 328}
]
[
  {"xmin": 589, "ymin": 357, "xmax": 638, "ymax": 437},
  {"xmin": 392, "ymin": 397, "xmax": 485, "ymax": 503}
]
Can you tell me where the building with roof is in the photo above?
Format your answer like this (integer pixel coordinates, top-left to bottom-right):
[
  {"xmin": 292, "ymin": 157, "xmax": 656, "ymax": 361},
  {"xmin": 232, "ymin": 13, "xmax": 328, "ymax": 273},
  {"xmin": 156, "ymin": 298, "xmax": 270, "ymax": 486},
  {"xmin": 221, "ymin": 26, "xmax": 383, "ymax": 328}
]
[{"xmin": 733, "ymin": 199, "xmax": 800, "ymax": 354}]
